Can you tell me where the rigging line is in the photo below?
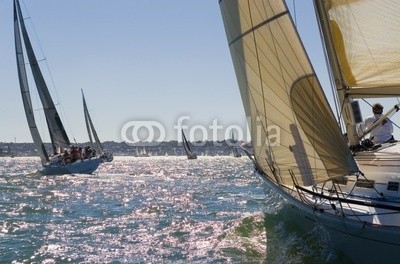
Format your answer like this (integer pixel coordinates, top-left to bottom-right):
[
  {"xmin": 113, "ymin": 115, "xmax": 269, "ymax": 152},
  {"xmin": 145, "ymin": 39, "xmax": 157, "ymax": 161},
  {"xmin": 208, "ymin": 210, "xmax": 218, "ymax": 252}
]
[
  {"xmin": 297, "ymin": 184, "xmax": 400, "ymax": 211},
  {"xmin": 326, "ymin": 43, "xmax": 342, "ymax": 127},
  {"xmin": 313, "ymin": 0, "xmax": 343, "ymax": 129},
  {"xmin": 332, "ymin": 182, "xmax": 346, "ymax": 217},
  {"xmin": 337, "ymin": 95, "xmax": 347, "ymax": 129},
  {"xmin": 359, "ymin": 173, "xmax": 384, "ymax": 197}
]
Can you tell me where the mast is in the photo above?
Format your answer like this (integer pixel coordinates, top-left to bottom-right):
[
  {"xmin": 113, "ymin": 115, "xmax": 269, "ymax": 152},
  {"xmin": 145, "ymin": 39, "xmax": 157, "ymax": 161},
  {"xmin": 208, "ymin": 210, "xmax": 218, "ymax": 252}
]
[
  {"xmin": 313, "ymin": 0, "xmax": 357, "ymax": 145},
  {"xmin": 14, "ymin": 0, "xmax": 70, "ymax": 154},
  {"xmin": 82, "ymin": 89, "xmax": 103, "ymax": 154},
  {"xmin": 13, "ymin": 0, "xmax": 49, "ymax": 163}
]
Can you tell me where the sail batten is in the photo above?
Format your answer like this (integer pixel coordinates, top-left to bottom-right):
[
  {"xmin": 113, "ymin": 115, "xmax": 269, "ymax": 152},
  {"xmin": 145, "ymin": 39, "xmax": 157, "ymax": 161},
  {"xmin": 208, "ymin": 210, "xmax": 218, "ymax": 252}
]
[
  {"xmin": 228, "ymin": 11, "xmax": 289, "ymax": 46},
  {"xmin": 220, "ymin": 0, "xmax": 358, "ymax": 186}
]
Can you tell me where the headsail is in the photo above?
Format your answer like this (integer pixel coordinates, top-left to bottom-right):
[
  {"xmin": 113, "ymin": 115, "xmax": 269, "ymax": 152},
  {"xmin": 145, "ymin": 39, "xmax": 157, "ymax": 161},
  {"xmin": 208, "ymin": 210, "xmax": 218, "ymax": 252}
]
[
  {"xmin": 14, "ymin": 0, "xmax": 70, "ymax": 154},
  {"xmin": 82, "ymin": 89, "xmax": 104, "ymax": 155},
  {"xmin": 219, "ymin": 0, "xmax": 358, "ymax": 186},
  {"xmin": 14, "ymin": 0, "xmax": 49, "ymax": 163},
  {"xmin": 315, "ymin": 0, "xmax": 400, "ymax": 98}
]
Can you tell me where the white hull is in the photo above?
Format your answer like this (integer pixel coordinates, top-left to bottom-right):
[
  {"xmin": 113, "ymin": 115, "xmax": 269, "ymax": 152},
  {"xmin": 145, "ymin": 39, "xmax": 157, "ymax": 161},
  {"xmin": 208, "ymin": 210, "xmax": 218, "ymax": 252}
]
[
  {"xmin": 41, "ymin": 157, "xmax": 102, "ymax": 175},
  {"xmin": 259, "ymin": 173, "xmax": 400, "ymax": 264},
  {"xmin": 256, "ymin": 141, "xmax": 400, "ymax": 263}
]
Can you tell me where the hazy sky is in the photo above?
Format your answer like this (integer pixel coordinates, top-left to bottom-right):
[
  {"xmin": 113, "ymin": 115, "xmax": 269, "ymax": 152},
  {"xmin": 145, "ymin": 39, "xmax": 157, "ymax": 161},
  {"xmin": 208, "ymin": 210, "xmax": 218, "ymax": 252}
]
[{"xmin": 1, "ymin": 0, "xmax": 398, "ymax": 143}]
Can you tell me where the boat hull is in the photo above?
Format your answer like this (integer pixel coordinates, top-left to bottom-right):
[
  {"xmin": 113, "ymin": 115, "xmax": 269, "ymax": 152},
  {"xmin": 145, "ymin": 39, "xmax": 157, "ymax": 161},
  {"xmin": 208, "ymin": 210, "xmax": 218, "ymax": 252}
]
[
  {"xmin": 258, "ymin": 173, "xmax": 400, "ymax": 264},
  {"xmin": 41, "ymin": 158, "xmax": 102, "ymax": 175},
  {"xmin": 188, "ymin": 155, "xmax": 197, "ymax": 160}
]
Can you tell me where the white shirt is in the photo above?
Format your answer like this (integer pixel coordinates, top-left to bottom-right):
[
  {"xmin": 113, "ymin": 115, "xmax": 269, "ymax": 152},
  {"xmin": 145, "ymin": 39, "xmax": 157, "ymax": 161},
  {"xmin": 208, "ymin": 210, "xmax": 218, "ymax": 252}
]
[{"xmin": 360, "ymin": 114, "xmax": 393, "ymax": 144}]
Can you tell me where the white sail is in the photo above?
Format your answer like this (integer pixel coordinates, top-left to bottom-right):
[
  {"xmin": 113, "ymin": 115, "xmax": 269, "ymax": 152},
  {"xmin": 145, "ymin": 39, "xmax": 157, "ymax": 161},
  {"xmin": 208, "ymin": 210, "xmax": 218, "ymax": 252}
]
[
  {"xmin": 315, "ymin": 0, "xmax": 400, "ymax": 97},
  {"xmin": 13, "ymin": 0, "xmax": 49, "ymax": 163},
  {"xmin": 219, "ymin": 0, "xmax": 358, "ymax": 186},
  {"xmin": 14, "ymin": 0, "xmax": 70, "ymax": 154},
  {"xmin": 82, "ymin": 90, "xmax": 103, "ymax": 154}
]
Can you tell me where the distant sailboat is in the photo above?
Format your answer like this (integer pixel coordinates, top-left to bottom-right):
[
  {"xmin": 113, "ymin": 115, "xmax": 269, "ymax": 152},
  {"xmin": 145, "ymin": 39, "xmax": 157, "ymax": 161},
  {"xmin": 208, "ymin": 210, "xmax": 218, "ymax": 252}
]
[
  {"xmin": 229, "ymin": 131, "xmax": 241, "ymax": 158},
  {"xmin": 14, "ymin": 0, "xmax": 103, "ymax": 175},
  {"xmin": 181, "ymin": 129, "xmax": 197, "ymax": 159},
  {"xmin": 138, "ymin": 146, "xmax": 149, "ymax": 157},
  {"xmin": 81, "ymin": 89, "xmax": 113, "ymax": 163}
]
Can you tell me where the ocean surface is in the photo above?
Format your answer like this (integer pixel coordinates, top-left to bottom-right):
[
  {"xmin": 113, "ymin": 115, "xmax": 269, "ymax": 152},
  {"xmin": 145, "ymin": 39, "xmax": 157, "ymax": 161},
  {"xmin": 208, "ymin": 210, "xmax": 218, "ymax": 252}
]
[{"xmin": 0, "ymin": 156, "xmax": 350, "ymax": 263}]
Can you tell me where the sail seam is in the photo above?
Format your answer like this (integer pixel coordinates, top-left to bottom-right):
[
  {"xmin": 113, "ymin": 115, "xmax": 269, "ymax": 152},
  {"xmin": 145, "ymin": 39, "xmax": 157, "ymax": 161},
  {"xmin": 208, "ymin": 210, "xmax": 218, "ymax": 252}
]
[{"xmin": 228, "ymin": 11, "xmax": 288, "ymax": 46}]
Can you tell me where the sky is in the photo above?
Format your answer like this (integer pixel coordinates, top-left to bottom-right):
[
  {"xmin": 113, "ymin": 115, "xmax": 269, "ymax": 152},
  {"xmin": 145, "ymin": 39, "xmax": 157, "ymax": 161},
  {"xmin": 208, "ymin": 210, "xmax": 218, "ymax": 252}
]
[{"xmin": 1, "ymin": 0, "xmax": 398, "ymax": 143}]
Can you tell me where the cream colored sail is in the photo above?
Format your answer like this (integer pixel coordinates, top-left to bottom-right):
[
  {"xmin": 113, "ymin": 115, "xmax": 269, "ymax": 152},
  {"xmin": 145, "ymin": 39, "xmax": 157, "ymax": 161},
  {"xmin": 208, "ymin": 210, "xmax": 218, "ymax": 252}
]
[
  {"xmin": 219, "ymin": 0, "xmax": 358, "ymax": 186},
  {"xmin": 315, "ymin": 0, "xmax": 400, "ymax": 97}
]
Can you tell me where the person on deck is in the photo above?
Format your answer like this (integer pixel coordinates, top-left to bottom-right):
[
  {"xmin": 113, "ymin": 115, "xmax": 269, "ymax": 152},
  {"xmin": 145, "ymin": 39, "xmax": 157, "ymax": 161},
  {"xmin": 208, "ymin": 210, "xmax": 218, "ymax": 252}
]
[{"xmin": 361, "ymin": 103, "xmax": 394, "ymax": 144}]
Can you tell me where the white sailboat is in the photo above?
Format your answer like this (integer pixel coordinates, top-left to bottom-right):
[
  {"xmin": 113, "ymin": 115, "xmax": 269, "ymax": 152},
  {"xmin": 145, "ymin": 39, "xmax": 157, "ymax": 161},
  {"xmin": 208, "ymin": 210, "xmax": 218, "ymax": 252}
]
[
  {"xmin": 220, "ymin": 0, "xmax": 400, "ymax": 263},
  {"xmin": 82, "ymin": 89, "xmax": 113, "ymax": 163},
  {"xmin": 14, "ymin": 0, "xmax": 105, "ymax": 175},
  {"xmin": 181, "ymin": 129, "xmax": 197, "ymax": 159},
  {"xmin": 138, "ymin": 146, "xmax": 150, "ymax": 157}
]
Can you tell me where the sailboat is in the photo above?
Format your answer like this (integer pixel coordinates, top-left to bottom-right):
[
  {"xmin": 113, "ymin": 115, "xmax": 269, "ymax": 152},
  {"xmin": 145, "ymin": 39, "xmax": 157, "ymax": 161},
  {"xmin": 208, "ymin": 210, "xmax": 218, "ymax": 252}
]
[
  {"xmin": 229, "ymin": 131, "xmax": 241, "ymax": 158},
  {"xmin": 181, "ymin": 129, "xmax": 197, "ymax": 159},
  {"xmin": 14, "ymin": 0, "xmax": 105, "ymax": 175},
  {"xmin": 220, "ymin": 0, "xmax": 400, "ymax": 263},
  {"xmin": 138, "ymin": 146, "xmax": 150, "ymax": 157},
  {"xmin": 81, "ymin": 89, "xmax": 113, "ymax": 163}
]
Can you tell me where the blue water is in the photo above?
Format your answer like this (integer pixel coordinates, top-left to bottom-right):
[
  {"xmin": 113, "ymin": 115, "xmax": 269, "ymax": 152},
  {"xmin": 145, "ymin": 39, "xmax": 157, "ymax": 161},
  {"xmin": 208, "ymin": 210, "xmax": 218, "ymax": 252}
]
[{"xmin": 0, "ymin": 156, "xmax": 349, "ymax": 263}]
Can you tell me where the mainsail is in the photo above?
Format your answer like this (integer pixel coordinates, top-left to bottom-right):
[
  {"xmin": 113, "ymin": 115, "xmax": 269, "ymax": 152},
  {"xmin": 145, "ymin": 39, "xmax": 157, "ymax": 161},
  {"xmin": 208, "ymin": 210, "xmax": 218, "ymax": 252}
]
[
  {"xmin": 219, "ymin": 0, "xmax": 358, "ymax": 186},
  {"xmin": 82, "ymin": 90, "xmax": 103, "ymax": 155},
  {"xmin": 14, "ymin": 0, "xmax": 70, "ymax": 155},
  {"xmin": 14, "ymin": 0, "xmax": 49, "ymax": 163}
]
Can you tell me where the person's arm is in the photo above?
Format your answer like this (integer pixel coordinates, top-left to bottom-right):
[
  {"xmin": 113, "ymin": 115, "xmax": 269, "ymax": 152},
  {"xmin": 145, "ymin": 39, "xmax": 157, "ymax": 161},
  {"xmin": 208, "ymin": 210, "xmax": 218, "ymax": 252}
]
[{"xmin": 389, "ymin": 119, "xmax": 394, "ymax": 134}]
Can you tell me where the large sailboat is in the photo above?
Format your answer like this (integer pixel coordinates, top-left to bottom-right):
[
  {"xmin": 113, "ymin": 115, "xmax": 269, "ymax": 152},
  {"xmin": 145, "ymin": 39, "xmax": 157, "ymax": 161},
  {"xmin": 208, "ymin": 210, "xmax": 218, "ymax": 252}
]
[
  {"xmin": 14, "ymin": 0, "xmax": 105, "ymax": 175},
  {"xmin": 220, "ymin": 0, "xmax": 400, "ymax": 263},
  {"xmin": 181, "ymin": 129, "xmax": 197, "ymax": 159}
]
